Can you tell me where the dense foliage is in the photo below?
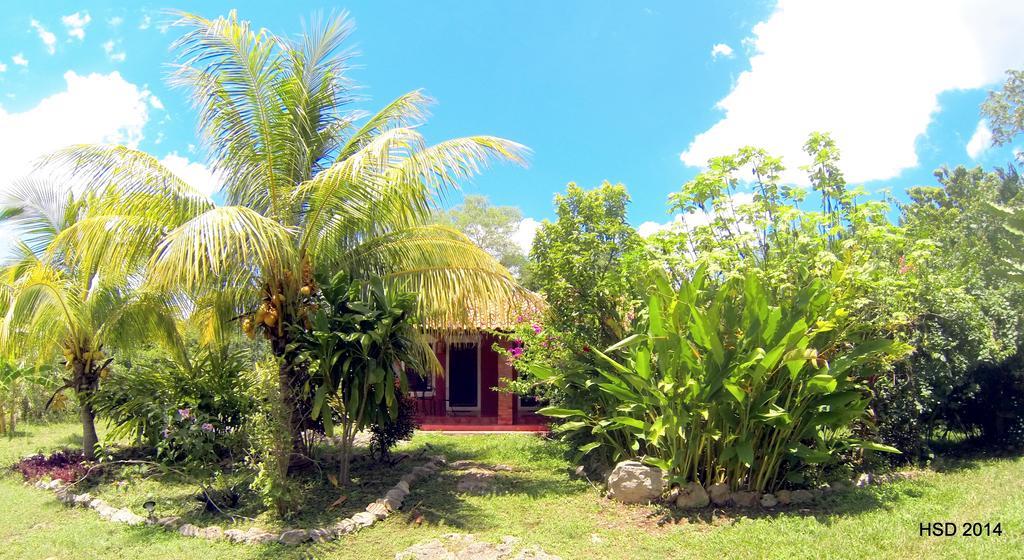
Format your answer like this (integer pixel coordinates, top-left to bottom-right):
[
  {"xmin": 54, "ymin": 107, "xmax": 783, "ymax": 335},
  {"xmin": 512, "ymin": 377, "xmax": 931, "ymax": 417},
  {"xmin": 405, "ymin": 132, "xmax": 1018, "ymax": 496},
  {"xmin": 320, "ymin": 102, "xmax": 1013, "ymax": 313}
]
[
  {"xmin": 519, "ymin": 127, "xmax": 1024, "ymax": 481},
  {"xmin": 531, "ymin": 268, "xmax": 908, "ymax": 491}
]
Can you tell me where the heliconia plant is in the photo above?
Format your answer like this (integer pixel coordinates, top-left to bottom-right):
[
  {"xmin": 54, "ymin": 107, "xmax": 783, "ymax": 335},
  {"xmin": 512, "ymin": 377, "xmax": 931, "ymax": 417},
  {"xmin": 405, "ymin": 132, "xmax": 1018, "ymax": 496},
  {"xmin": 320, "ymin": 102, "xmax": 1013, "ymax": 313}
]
[{"xmin": 531, "ymin": 265, "xmax": 912, "ymax": 492}]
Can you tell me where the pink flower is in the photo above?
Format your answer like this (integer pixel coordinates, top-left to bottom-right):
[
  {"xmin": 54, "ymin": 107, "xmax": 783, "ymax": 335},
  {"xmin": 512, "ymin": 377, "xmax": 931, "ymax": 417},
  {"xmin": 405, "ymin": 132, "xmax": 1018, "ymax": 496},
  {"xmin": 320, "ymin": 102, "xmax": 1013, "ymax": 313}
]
[
  {"xmin": 201, "ymin": 423, "xmax": 215, "ymax": 433},
  {"xmin": 178, "ymin": 408, "xmax": 192, "ymax": 420},
  {"xmin": 510, "ymin": 347, "xmax": 524, "ymax": 359},
  {"xmin": 515, "ymin": 315, "xmax": 525, "ymax": 323},
  {"xmin": 531, "ymin": 323, "xmax": 542, "ymax": 334}
]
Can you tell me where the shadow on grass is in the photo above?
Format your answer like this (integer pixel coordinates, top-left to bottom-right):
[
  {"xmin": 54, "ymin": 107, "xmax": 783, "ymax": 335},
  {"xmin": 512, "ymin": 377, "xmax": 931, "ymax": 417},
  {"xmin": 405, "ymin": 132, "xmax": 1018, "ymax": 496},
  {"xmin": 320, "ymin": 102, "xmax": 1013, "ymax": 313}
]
[
  {"xmin": 647, "ymin": 481, "xmax": 932, "ymax": 530},
  {"xmin": 925, "ymin": 439, "xmax": 1024, "ymax": 474}
]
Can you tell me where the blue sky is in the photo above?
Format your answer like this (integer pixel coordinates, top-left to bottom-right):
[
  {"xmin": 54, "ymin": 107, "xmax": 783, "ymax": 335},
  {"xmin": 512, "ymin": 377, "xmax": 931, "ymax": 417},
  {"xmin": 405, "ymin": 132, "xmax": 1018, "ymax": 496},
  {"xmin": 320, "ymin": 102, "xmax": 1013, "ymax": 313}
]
[{"xmin": 1, "ymin": 1, "xmax": 1022, "ymax": 250}]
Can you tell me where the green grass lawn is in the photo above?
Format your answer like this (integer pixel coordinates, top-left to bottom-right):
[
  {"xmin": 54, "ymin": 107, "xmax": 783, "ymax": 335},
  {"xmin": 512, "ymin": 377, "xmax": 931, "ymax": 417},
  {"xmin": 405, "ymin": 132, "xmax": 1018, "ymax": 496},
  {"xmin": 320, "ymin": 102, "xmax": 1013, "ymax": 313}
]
[{"xmin": 1, "ymin": 422, "xmax": 1022, "ymax": 559}]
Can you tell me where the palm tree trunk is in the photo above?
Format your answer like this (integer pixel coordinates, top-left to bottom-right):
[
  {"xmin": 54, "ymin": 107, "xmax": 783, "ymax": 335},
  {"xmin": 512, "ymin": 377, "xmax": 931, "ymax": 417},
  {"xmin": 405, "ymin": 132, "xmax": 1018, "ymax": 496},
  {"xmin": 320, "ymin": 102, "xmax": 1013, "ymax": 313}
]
[
  {"xmin": 72, "ymin": 358, "xmax": 100, "ymax": 460},
  {"xmin": 269, "ymin": 330, "xmax": 313, "ymax": 468},
  {"xmin": 80, "ymin": 397, "xmax": 99, "ymax": 460}
]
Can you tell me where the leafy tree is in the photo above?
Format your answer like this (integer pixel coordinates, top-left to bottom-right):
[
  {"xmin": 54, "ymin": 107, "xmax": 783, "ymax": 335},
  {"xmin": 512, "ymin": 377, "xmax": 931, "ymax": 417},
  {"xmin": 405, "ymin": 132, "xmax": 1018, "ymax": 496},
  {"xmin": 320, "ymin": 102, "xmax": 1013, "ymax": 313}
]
[
  {"xmin": 44, "ymin": 12, "xmax": 537, "ymax": 457},
  {"xmin": 0, "ymin": 179, "xmax": 185, "ymax": 459},
  {"xmin": 530, "ymin": 182, "xmax": 649, "ymax": 349},
  {"xmin": 894, "ymin": 166, "xmax": 1024, "ymax": 451},
  {"xmin": 983, "ymin": 68, "xmax": 1024, "ymax": 156},
  {"xmin": 441, "ymin": 195, "xmax": 530, "ymax": 281}
]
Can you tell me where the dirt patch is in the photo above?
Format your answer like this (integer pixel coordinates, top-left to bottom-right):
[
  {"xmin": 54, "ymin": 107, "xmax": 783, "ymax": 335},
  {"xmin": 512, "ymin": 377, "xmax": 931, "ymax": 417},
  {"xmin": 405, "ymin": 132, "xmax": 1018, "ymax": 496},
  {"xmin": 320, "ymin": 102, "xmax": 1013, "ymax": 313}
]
[
  {"xmin": 451, "ymin": 462, "xmax": 518, "ymax": 495},
  {"xmin": 395, "ymin": 533, "xmax": 561, "ymax": 560}
]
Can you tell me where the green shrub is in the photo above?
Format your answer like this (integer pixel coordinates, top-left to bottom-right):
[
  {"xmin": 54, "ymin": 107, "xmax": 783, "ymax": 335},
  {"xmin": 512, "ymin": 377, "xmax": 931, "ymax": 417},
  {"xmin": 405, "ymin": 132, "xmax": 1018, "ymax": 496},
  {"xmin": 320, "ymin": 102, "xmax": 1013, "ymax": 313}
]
[
  {"xmin": 93, "ymin": 343, "xmax": 255, "ymax": 458},
  {"xmin": 369, "ymin": 388, "xmax": 420, "ymax": 462},
  {"xmin": 290, "ymin": 271, "xmax": 428, "ymax": 484},
  {"xmin": 531, "ymin": 267, "xmax": 910, "ymax": 492}
]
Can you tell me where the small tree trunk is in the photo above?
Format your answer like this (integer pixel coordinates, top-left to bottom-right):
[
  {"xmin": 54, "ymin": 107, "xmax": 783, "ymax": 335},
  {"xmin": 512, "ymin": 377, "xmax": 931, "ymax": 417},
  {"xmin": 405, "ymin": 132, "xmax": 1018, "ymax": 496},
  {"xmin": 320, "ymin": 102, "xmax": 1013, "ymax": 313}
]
[
  {"xmin": 80, "ymin": 398, "xmax": 99, "ymax": 460},
  {"xmin": 71, "ymin": 357, "xmax": 100, "ymax": 460},
  {"xmin": 339, "ymin": 420, "xmax": 353, "ymax": 485},
  {"xmin": 0, "ymin": 403, "xmax": 7, "ymax": 435}
]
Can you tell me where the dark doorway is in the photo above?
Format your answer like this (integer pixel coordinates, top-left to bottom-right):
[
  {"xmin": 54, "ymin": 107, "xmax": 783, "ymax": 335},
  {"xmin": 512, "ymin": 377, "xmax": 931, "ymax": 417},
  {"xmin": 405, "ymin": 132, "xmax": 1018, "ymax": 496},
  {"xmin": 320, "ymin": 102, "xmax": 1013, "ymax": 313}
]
[{"xmin": 448, "ymin": 343, "xmax": 479, "ymax": 409}]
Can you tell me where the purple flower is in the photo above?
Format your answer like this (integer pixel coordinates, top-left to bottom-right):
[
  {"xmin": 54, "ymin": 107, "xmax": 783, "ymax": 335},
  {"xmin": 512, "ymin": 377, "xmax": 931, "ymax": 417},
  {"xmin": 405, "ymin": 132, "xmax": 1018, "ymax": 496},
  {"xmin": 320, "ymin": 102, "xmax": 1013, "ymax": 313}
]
[
  {"xmin": 531, "ymin": 323, "xmax": 542, "ymax": 334},
  {"xmin": 515, "ymin": 315, "xmax": 525, "ymax": 324},
  {"xmin": 510, "ymin": 346, "xmax": 524, "ymax": 358},
  {"xmin": 161, "ymin": 427, "xmax": 170, "ymax": 438},
  {"xmin": 201, "ymin": 423, "xmax": 215, "ymax": 433},
  {"xmin": 178, "ymin": 408, "xmax": 192, "ymax": 420}
]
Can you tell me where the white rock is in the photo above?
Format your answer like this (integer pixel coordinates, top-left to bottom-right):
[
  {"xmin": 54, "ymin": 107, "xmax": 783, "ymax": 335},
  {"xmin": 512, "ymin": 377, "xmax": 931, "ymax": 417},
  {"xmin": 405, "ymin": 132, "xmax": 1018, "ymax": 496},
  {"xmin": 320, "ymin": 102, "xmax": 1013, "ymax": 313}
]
[
  {"xmin": 606, "ymin": 461, "xmax": 664, "ymax": 504},
  {"xmin": 351, "ymin": 511, "xmax": 376, "ymax": 528},
  {"xmin": 111, "ymin": 509, "xmax": 145, "ymax": 525},
  {"xmin": 760, "ymin": 493, "xmax": 778, "ymax": 508},
  {"xmin": 200, "ymin": 526, "xmax": 224, "ymax": 539}
]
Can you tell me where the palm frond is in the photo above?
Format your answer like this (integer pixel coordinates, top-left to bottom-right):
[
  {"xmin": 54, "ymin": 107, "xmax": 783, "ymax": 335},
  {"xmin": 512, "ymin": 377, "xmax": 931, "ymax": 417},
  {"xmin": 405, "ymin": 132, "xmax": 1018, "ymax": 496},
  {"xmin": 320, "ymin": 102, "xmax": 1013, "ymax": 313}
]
[
  {"xmin": 38, "ymin": 145, "xmax": 214, "ymax": 220},
  {"xmin": 170, "ymin": 10, "xmax": 296, "ymax": 222},
  {"xmin": 337, "ymin": 90, "xmax": 432, "ymax": 160},
  {"xmin": 146, "ymin": 206, "xmax": 298, "ymax": 293},
  {"xmin": 0, "ymin": 177, "xmax": 77, "ymax": 257}
]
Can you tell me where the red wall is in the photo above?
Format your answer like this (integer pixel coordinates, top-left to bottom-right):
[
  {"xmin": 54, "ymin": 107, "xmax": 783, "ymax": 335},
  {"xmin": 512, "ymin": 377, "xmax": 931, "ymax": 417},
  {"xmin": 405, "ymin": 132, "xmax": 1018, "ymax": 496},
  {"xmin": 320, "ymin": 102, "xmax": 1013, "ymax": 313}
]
[
  {"xmin": 480, "ymin": 333, "xmax": 500, "ymax": 416},
  {"xmin": 416, "ymin": 333, "xmax": 511, "ymax": 419}
]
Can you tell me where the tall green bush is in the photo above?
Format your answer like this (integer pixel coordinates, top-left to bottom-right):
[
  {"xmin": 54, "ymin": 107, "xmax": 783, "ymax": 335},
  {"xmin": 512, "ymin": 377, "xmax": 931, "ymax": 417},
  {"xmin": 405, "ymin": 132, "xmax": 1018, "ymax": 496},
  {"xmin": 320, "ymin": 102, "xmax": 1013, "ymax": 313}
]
[
  {"xmin": 290, "ymin": 271, "xmax": 428, "ymax": 484},
  {"xmin": 532, "ymin": 267, "xmax": 910, "ymax": 492}
]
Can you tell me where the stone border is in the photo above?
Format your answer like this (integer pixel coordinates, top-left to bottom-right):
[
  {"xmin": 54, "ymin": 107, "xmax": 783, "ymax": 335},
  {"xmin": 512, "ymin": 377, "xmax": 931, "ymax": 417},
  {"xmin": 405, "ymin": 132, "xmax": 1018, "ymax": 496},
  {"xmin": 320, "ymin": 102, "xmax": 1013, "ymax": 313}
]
[
  {"xmin": 34, "ymin": 454, "xmax": 448, "ymax": 546},
  {"xmin": 673, "ymin": 471, "xmax": 916, "ymax": 510}
]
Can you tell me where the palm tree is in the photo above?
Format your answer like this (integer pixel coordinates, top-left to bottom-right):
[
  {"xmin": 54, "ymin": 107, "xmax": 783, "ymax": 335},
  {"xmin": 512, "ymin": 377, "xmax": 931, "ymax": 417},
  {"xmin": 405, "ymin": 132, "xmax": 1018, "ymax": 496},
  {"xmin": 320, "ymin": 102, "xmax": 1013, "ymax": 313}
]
[
  {"xmin": 0, "ymin": 178, "xmax": 186, "ymax": 459},
  {"xmin": 47, "ymin": 11, "xmax": 537, "ymax": 455}
]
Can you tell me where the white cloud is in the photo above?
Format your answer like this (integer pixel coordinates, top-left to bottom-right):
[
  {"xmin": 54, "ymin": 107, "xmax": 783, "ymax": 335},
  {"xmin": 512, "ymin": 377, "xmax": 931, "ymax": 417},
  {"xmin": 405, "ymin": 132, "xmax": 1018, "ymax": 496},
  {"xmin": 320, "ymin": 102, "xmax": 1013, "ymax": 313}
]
[
  {"xmin": 0, "ymin": 62, "xmax": 6, "ymax": 73},
  {"xmin": 159, "ymin": 153, "xmax": 222, "ymax": 199},
  {"xmin": 681, "ymin": 0, "xmax": 1024, "ymax": 184},
  {"xmin": 61, "ymin": 12, "xmax": 91, "ymax": 41},
  {"xmin": 102, "ymin": 40, "xmax": 126, "ymax": 63},
  {"xmin": 138, "ymin": 15, "xmax": 151, "ymax": 30},
  {"xmin": 710, "ymin": 43, "xmax": 734, "ymax": 59},
  {"xmin": 512, "ymin": 218, "xmax": 540, "ymax": 254},
  {"xmin": 30, "ymin": 20, "xmax": 57, "ymax": 54},
  {"xmin": 108, "ymin": 16, "xmax": 123, "ymax": 27},
  {"xmin": 638, "ymin": 193, "xmax": 755, "ymax": 238},
  {"xmin": 12, "ymin": 54, "xmax": 28, "ymax": 67},
  {"xmin": 0, "ymin": 71, "xmax": 158, "ymax": 256},
  {"xmin": 966, "ymin": 120, "xmax": 993, "ymax": 160}
]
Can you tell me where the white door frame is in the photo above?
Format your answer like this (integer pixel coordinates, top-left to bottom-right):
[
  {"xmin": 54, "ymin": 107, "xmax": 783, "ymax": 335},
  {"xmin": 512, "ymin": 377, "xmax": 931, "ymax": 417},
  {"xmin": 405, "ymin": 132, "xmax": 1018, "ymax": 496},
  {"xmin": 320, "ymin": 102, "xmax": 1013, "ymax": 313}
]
[{"xmin": 445, "ymin": 334, "xmax": 482, "ymax": 413}]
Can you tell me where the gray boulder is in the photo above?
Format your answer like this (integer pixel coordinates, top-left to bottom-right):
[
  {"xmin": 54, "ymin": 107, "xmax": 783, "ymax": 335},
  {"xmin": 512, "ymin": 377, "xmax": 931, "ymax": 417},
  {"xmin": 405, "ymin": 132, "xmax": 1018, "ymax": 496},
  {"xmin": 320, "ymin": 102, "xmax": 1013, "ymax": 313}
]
[
  {"xmin": 789, "ymin": 489, "xmax": 814, "ymax": 504},
  {"xmin": 760, "ymin": 493, "xmax": 778, "ymax": 508},
  {"xmin": 732, "ymin": 491, "xmax": 759, "ymax": 508},
  {"xmin": 674, "ymin": 482, "xmax": 710, "ymax": 509},
  {"xmin": 279, "ymin": 529, "xmax": 310, "ymax": 545},
  {"xmin": 708, "ymin": 483, "xmax": 731, "ymax": 506}
]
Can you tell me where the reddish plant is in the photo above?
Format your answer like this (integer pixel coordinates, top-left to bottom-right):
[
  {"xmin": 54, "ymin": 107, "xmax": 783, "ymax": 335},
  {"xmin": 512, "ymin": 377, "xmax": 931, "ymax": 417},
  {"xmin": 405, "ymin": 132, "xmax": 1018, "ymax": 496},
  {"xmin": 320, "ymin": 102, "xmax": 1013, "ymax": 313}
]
[{"xmin": 13, "ymin": 449, "xmax": 90, "ymax": 483}]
